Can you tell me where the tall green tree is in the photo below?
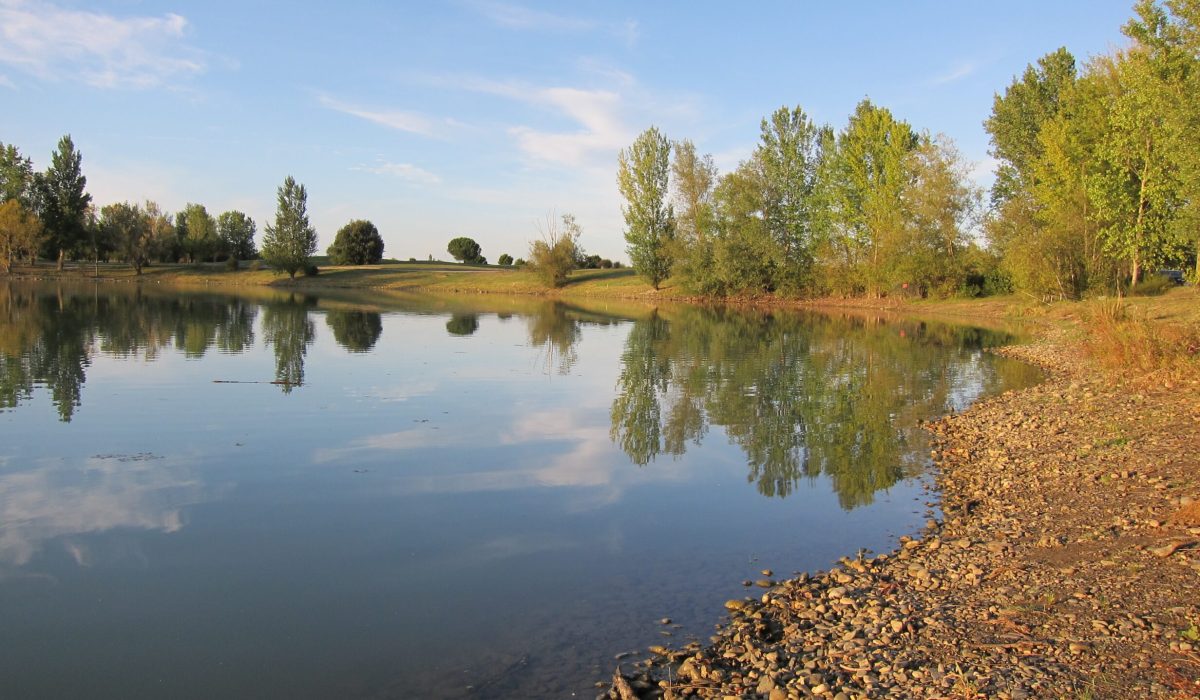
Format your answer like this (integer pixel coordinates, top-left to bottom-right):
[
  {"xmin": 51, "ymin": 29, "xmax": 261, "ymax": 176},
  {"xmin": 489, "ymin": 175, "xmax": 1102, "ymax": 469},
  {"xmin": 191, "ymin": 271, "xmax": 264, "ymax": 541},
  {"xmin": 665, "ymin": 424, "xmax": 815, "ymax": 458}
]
[
  {"xmin": 261, "ymin": 176, "xmax": 318, "ymax": 280},
  {"xmin": 217, "ymin": 210, "xmax": 257, "ymax": 261},
  {"xmin": 36, "ymin": 135, "xmax": 91, "ymax": 270},
  {"xmin": 984, "ymin": 48, "xmax": 1078, "ymax": 205},
  {"xmin": 618, "ymin": 126, "xmax": 675, "ymax": 289},
  {"xmin": 822, "ymin": 100, "xmax": 917, "ymax": 295},
  {"xmin": 0, "ymin": 143, "xmax": 35, "ymax": 206},
  {"xmin": 328, "ymin": 219, "xmax": 384, "ymax": 265},
  {"xmin": 179, "ymin": 203, "xmax": 218, "ymax": 263},
  {"xmin": 756, "ymin": 105, "xmax": 825, "ymax": 292},
  {"xmin": 101, "ymin": 202, "xmax": 152, "ymax": 274},
  {"xmin": 670, "ymin": 139, "xmax": 718, "ymax": 292},
  {"xmin": 1086, "ymin": 50, "xmax": 1185, "ymax": 285}
]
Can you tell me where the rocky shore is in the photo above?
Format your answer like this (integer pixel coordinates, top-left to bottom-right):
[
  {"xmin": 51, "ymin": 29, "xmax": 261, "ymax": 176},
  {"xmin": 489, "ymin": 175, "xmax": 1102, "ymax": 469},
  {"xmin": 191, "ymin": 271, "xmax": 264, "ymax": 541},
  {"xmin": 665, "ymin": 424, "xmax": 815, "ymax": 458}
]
[{"xmin": 605, "ymin": 330, "xmax": 1200, "ymax": 699}]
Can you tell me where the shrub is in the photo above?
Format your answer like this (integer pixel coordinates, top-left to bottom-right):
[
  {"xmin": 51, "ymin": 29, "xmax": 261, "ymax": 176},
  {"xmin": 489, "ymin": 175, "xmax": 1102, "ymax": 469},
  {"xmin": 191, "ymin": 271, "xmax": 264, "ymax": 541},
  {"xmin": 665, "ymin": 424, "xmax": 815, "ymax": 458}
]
[
  {"xmin": 304, "ymin": 264, "xmax": 319, "ymax": 277},
  {"xmin": 225, "ymin": 257, "xmax": 240, "ymax": 271},
  {"xmin": 248, "ymin": 259, "xmax": 262, "ymax": 271}
]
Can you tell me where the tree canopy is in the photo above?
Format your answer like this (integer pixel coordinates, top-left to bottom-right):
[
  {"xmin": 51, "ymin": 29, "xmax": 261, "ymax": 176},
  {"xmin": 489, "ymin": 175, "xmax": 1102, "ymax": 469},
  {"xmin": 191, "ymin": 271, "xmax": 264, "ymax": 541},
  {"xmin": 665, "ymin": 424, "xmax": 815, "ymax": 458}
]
[
  {"xmin": 261, "ymin": 176, "xmax": 317, "ymax": 280},
  {"xmin": 447, "ymin": 236, "xmax": 484, "ymax": 264},
  {"xmin": 328, "ymin": 219, "xmax": 384, "ymax": 265},
  {"xmin": 618, "ymin": 126, "xmax": 675, "ymax": 289}
]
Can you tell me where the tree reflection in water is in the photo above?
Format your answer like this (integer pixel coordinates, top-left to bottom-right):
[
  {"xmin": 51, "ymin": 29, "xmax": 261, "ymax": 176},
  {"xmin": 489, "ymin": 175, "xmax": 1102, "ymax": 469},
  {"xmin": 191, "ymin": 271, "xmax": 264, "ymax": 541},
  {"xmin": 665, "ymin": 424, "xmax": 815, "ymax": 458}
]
[{"xmin": 610, "ymin": 306, "xmax": 1035, "ymax": 508}]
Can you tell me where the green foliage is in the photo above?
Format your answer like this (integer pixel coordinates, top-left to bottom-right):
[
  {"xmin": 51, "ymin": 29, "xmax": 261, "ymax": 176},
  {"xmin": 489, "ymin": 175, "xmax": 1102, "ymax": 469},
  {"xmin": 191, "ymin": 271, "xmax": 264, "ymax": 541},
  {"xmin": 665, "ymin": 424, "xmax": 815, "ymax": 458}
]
[
  {"xmin": 755, "ymin": 105, "xmax": 825, "ymax": 292},
  {"xmin": 179, "ymin": 203, "xmax": 218, "ymax": 263},
  {"xmin": 618, "ymin": 126, "xmax": 675, "ymax": 289},
  {"xmin": 0, "ymin": 142, "xmax": 36, "ymax": 207},
  {"xmin": 445, "ymin": 313, "xmax": 479, "ymax": 336},
  {"xmin": 984, "ymin": 48, "xmax": 1077, "ymax": 205},
  {"xmin": 35, "ymin": 135, "xmax": 91, "ymax": 269},
  {"xmin": 217, "ymin": 210, "xmax": 257, "ymax": 261},
  {"xmin": 447, "ymin": 236, "xmax": 484, "ymax": 264},
  {"xmin": 261, "ymin": 176, "xmax": 318, "ymax": 281},
  {"xmin": 821, "ymin": 100, "xmax": 918, "ymax": 296},
  {"xmin": 0, "ymin": 199, "xmax": 43, "ymax": 272},
  {"xmin": 100, "ymin": 202, "xmax": 152, "ymax": 274},
  {"xmin": 497, "ymin": 253, "xmax": 513, "ymax": 266},
  {"xmin": 326, "ymin": 309, "xmax": 383, "ymax": 351},
  {"xmin": 528, "ymin": 213, "xmax": 580, "ymax": 288},
  {"xmin": 328, "ymin": 219, "xmax": 384, "ymax": 265}
]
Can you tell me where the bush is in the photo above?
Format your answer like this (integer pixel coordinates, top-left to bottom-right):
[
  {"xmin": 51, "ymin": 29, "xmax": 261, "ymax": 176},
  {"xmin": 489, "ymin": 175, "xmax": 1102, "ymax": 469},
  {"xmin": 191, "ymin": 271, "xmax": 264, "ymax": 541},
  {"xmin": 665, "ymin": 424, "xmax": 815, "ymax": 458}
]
[
  {"xmin": 498, "ymin": 253, "xmax": 514, "ymax": 266},
  {"xmin": 528, "ymin": 214, "xmax": 580, "ymax": 288},
  {"xmin": 248, "ymin": 259, "xmax": 262, "ymax": 271},
  {"xmin": 304, "ymin": 264, "xmax": 319, "ymax": 277},
  {"xmin": 1129, "ymin": 274, "xmax": 1175, "ymax": 297},
  {"xmin": 225, "ymin": 257, "xmax": 240, "ymax": 271}
]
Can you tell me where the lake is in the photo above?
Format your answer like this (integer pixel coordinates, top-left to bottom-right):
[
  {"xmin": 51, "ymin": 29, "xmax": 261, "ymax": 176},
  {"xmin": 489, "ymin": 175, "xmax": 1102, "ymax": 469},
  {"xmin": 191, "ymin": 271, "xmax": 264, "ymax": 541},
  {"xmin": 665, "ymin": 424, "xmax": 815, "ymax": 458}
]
[{"xmin": 0, "ymin": 280, "xmax": 1040, "ymax": 698}]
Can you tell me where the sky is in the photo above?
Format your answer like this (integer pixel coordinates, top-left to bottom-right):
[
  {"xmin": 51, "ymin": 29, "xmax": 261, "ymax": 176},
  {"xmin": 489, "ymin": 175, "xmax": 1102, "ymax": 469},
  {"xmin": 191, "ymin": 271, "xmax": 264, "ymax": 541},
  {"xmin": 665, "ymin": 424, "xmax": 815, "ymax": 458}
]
[{"xmin": 0, "ymin": 0, "xmax": 1139, "ymax": 263}]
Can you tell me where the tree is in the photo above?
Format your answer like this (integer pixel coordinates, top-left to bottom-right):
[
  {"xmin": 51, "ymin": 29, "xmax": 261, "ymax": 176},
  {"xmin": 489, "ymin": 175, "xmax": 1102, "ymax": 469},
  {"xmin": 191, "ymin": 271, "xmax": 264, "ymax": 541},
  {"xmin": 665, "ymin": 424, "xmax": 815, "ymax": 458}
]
[
  {"xmin": 0, "ymin": 200, "xmax": 43, "ymax": 272},
  {"xmin": 36, "ymin": 135, "xmax": 91, "ymax": 270},
  {"xmin": 179, "ymin": 203, "xmax": 218, "ymax": 262},
  {"xmin": 0, "ymin": 142, "xmax": 35, "ymax": 206},
  {"xmin": 618, "ymin": 126, "xmax": 675, "ymax": 289},
  {"xmin": 101, "ymin": 202, "xmax": 152, "ymax": 274},
  {"xmin": 822, "ymin": 100, "xmax": 917, "ymax": 295},
  {"xmin": 756, "ymin": 105, "xmax": 825, "ymax": 292},
  {"xmin": 144, "ymin": 201, "xmax": 179, "ymax": 263},
  {"xmin": 895, "ymin": 137, "xmax": 979, "ymax": 296},
  {"xmin": 327, "ymin": 219, "xmax": 384, "ymax": 265},
  {"xmin": 447, "ymin": 236, "xmax": 484, "ymax": 264},
  {"xmin": 217, "ymin": 210, "xmax": 257, "ymax": 261},
  {"xmin": 497, "ymin": 253, "xmax": 514, "ymax": 266},
  {"xmin": 261, "ymin": 176, "xmax": 318, "ymax": 281},
  {"xmin": 528, "ymin": 213, "xmax": 581, "ymax": 288},
  {"xmin": 670, "ymin": 139, "xmax": 719, "ymax": 292},
  {"xmin": 984, "ymin": 48, "xmax": 1078, "ymax": 205}
]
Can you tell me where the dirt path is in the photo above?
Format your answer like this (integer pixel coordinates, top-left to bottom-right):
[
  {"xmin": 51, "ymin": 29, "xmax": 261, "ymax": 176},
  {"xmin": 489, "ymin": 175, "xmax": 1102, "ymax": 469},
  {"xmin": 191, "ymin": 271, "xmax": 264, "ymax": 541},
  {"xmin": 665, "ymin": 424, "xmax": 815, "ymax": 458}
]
[{"xmin": 605, "ymin": 329, "xmax": 1200, "ymax": 699}]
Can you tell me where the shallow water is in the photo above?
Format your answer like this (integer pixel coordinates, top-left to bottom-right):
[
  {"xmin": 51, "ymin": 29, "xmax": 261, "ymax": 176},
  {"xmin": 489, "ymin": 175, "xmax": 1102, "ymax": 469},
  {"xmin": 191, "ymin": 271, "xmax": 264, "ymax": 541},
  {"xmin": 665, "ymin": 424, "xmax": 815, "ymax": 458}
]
[{"xmin": 0, "ymin": 280, "xmax": 1040, "ymax": 698}]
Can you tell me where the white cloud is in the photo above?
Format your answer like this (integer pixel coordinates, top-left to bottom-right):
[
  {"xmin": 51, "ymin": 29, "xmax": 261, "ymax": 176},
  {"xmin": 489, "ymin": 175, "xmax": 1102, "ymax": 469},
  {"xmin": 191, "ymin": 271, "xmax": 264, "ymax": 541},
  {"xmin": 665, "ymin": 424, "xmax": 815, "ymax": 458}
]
[
  {"xmin": 0, "ymin": 0, "xmax": 205, "ymax": 88},
  {"xmin": 0, "ymin": 73, "xmax": 13, "ymax": 89},
  {"xmin": 467, "ymin": 0, "xmax": 595, "ymax": 32},
  {"xmin": 509, "ymin": 87, "xmax": 630, "ymax": 168},
  {"xmin": 354, "ymin": 160, "xmax": 442, "ymax": 185},
  {"xmin": 929, "ymin": 61, "xmax": 977, "ymax": 86},
  {"xmin": 318, "ymin": 94, "xmax": 437, "ymax": 136}
]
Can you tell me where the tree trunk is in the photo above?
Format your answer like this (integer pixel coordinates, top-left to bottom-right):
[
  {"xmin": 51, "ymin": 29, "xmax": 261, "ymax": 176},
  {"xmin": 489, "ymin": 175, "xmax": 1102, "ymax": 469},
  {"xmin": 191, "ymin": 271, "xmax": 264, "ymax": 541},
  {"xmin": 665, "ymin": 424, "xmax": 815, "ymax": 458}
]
[{"xmin": 57, "ymin": 248, "xmax": 65, "ymax": 271}]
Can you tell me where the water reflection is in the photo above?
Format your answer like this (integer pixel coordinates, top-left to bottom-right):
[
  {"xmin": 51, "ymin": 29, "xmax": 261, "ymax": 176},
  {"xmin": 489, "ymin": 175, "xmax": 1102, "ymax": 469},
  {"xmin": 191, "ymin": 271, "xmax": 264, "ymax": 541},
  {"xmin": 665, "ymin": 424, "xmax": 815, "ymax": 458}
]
[
  {"xmin": 261, "ymin": 295, "xmax": 316, "ymax": 392},
  {"xmin": 445, "ymin": 312, "xmax": 480, "ymax": 336},
  {"xmin": 611, "ymin": 307, "xmax": 1035, "ymax": 507},
  {"xmin": 326, "ymin": 309, "xmax": 383, "ymax": 352},
  {"xmin": 0, "ymin": 281, "xmax": 1042, "ymax": 699}
]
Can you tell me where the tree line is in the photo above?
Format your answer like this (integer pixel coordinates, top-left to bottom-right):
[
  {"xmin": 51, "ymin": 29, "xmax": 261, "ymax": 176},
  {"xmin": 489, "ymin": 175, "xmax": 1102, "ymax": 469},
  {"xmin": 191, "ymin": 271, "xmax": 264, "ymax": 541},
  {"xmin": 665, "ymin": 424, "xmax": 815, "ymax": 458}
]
[
  {"xmin": 618, "ymin": 0, "xmax": 1199, "ymax": 299},
  {"xmin": 0, "ymin": 137, "xmax": 389, "ymax": 279}
]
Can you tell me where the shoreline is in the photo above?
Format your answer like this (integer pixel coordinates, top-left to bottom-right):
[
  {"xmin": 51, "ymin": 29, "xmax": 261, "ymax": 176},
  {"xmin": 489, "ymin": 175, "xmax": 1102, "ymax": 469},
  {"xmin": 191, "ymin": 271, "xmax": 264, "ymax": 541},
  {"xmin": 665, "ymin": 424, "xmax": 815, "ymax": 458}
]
[{"xmin": 604, "ymin": 327, "xmax": 1200, "ymax": 699}]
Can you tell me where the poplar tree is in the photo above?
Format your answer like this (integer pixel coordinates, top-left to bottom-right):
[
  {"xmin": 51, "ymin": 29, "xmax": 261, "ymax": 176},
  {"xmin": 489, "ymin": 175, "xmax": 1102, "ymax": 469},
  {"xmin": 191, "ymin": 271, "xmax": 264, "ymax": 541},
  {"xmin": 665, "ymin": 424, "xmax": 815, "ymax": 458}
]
[
  {"xmin": 36, "ymin": 135, "xmax": 91, "ymax": 270},
  {"xmin": 261, "ymin": 176, "xmax": 317, "ymax": 280},
  {"xmin": 618, "ymin": 127, "xmax": 675, "ymax": 289}
]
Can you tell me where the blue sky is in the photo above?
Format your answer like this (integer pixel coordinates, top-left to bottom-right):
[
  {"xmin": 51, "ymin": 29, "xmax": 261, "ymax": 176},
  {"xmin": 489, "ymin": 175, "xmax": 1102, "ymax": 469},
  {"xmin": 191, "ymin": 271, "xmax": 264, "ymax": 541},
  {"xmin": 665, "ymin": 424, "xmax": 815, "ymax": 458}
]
[{"xmin": 1, "ymin": 1, "xmax": 1137, "ymax": 262}]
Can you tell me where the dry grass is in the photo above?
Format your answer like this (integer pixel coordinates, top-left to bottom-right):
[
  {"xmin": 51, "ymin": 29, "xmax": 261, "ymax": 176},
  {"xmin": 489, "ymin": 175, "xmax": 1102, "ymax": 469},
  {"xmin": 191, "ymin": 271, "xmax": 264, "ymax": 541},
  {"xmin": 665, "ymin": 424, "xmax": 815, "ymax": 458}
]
[{"xmin": 1081, "ymin": 289, "xmax": 1200, "ymax": 384}]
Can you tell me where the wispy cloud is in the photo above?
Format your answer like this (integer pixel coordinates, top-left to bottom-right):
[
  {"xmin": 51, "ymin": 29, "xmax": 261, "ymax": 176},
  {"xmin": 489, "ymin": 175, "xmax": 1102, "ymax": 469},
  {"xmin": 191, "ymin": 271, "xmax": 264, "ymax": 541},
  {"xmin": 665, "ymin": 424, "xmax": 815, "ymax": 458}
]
[
  {"xmin": 466, "ymin": 1, "xmax": 638, "ymax": 45},
  {"xmin": 430, "ymin": 75, "xmax": 632, "ymax": 168},
  {"xmin": 318, "ymin": 94, "xmax": 438, "ymax": 136},
  {"xmin": 353, "ymin": 160, "xmax": 442, "ymax": 185},
  {"xmin": 0, "ymin": 0, "xmax": 205, "ymax": 88},
  {"xmin": 467, "ymin": 0, "xmax": 595, "ymax": 32},
  {"xmin": 0, "ymin": 73, "xmax": 13, "ymax": 89},
  {"xmin": 929, "ymin": 61, "xmax": 977, "ymax": 86}
]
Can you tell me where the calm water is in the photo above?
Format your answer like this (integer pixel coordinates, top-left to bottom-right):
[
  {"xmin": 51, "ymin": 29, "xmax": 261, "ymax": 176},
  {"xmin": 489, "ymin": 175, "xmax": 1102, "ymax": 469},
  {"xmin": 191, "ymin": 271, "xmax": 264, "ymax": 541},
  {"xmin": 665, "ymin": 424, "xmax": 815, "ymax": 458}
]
[{"xmin": 0, "ymin": 281, "xmax": 1040, "ymax": 699}]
